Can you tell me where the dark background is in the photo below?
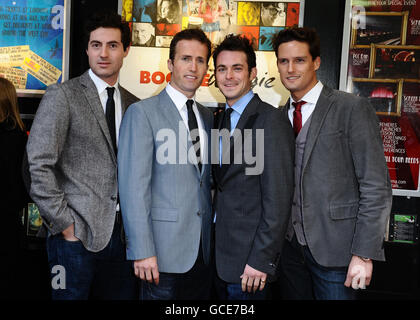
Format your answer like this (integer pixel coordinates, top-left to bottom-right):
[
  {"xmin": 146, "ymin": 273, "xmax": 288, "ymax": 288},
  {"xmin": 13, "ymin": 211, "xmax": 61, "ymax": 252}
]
[{"xmin": 16, "ymin": 0, "xmax": 420, "ymax": 300}]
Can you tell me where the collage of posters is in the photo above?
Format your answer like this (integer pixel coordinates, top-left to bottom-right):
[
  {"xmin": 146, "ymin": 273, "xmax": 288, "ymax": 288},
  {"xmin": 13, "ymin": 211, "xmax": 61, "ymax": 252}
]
[
  {"xmin": 119, "ymin": 0, "xmax": 302, "ymax": 109},
  {"xmin": 0, "ymin": 0, "xmax": 66, "ymax": 94},
  {"xmin": 344, "ymin": 0, "xmax": 420, "ymax": 195},
  {"xmin": 123, "ymin": 0, "xmax": 300, "ymax": 50}
]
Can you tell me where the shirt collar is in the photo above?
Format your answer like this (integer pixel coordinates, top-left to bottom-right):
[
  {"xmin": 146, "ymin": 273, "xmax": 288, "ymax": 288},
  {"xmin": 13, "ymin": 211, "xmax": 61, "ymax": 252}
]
[
  {"xmin": 290, "ymin": 81, "xmax": 323, "ymax": 107},
  {"xmin": 166, "ymin": 82, "xmax": 196, "ymax": 112},
  {"xmin": 226, "ymin": 90, "xmax": 254, "ymax": 115},
  {"xmin": 89, "ymin": 69, "xmax": 119, "ymax": 95}
]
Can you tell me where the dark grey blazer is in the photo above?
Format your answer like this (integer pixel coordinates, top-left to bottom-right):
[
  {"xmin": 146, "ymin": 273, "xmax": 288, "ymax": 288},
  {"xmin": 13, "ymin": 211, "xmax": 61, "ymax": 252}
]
[
  {"xmin": 27, "ymin": 70, "xmax": 139, "ymax": 252},
  {"xmin": 213, "ymin": 94, "xmax": 295, "ymax": 283},
  {"xmin": 282, "ymin": 85, "xmax": 392, "ymax": 267}
]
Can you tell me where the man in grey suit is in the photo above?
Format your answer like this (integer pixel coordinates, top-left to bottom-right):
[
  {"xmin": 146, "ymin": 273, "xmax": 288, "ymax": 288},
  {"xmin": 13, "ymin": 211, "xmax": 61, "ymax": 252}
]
[
  {"xmin": 26, "ymin": 12, "xmax": 139, "ymax": 300},
  {"xmin": 212, "ymin": 35, "xmax": 294, "ymax": 300},
  {"xmin": 273, "ymin": 27, "xmax": 392, "ymax": 300},
  {"xmin": 118, "ymin": 28, "xmax": 214, "ymax": 300}
]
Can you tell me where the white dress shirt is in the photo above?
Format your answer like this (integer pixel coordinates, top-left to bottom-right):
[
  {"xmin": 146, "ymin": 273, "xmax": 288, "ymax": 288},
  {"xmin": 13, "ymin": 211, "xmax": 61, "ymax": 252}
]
[
  {"xmin": 88, "ymin": 69, "xmax": 123, "ymax": 146},
  {"xmin": 288, "ymin": 81, "xmax": 324, "ymax": 127},
  {"xmin": 165, "ymin": 83, "xmax": 206, "ymax": 167}
]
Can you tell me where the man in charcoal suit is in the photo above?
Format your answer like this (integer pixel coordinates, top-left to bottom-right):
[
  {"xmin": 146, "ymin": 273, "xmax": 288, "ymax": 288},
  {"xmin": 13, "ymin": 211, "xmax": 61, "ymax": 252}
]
[
  {"xmin": 212, "ymin": 34, "xmax": 295, "ymax": 300},
  {"xmin": 273, "ymin": 27, "xmax": 392, "ymax": 300}
]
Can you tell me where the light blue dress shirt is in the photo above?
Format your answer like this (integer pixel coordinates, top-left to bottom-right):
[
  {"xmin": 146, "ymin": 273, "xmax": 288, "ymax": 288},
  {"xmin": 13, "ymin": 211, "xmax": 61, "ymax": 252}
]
[{"xmin": 219, "ymin": 90, "xmax": 254, "ymax": 165}]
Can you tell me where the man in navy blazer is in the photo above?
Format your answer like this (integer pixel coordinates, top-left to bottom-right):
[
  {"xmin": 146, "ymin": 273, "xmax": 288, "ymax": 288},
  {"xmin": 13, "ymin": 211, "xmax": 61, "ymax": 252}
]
[
  {"xmin": 118, "ymin": 29, "xmax": 214, "ymax": 300},
  {"xmin": 212, "ymin": 35, "xmax": 295, "ymax": 300},
  {"xmin": 273, "ymin": 27, "xmax": 392, "ymax": 300}
]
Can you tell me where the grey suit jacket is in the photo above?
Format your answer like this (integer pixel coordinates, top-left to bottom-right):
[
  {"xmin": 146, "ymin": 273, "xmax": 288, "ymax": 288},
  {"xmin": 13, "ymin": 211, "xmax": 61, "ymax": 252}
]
[
  {"xmin": 213, "ymin": 94, "xmax": 295, "ymax": 283},
  {"xmin": 27, "ymin": 70, "xmax": 139, "ymax": 252},
  {"xmin": 118, "ymin": 89, "xmax": 213, "ymax": 273},
  {"xmin": 282, "ymin": 85, "xmax": 392, "ymax": 267}
]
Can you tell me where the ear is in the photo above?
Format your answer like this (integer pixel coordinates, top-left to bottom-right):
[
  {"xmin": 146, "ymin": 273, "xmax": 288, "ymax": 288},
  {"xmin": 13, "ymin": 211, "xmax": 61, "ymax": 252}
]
[
  {"xmin": 167, "ymin": 58, "xmax": 173, "ymax": 72},
  {"xmin": 250, "ymin": 67, "xmax": 257, "ymax": 81},
  {"xmin": 123, "ymin": 45, "xmax": 130, "ymax": 58},
  {"xmin": 313, "ymin": 56, "xmax": 321, "ymax": 71}
]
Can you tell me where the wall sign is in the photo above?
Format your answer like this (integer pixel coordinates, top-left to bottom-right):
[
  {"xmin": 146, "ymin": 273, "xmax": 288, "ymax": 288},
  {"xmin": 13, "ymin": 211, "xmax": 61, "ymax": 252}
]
[
  {"xmin": 119, "ymin": 0, "xmax": 305, "ymax": 107},
  {"xmin": 341, "ymin": 0, "xmax": 420, "ymax": 197},
  {"xmin": 0, "ymin": 0, "xmax": 70, "ymax": 96}
]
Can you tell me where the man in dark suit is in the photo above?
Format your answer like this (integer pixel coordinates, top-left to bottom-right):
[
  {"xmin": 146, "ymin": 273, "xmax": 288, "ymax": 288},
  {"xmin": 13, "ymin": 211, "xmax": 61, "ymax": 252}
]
[
  {"xmin": 273, "ymin": 27, "xmax": 392, "ymax": 300},
  {"xmin": 26, "ymin": 12, "xmax": 139, "ymax": 300},
  {"xmin": 212, "ymin": 35, "xmax": 294, "ymax": 300}
]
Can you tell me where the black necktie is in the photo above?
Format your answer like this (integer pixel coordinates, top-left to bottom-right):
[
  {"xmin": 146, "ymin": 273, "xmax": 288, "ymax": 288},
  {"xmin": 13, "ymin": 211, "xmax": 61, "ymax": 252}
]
[
  {"xmin": 221, "ymin": 107, "xmax": 233, "ymax": 133},
  {"xmin": 219, "ymin": 107, "xmax": 233, "ymax": 169},
  {"xmin": 106, "ymin": 87, "xmax": 117, "ymax": 155},
  {"xmin": 186, "ymin": 99, "xmax": 201, "ymax": 172}
]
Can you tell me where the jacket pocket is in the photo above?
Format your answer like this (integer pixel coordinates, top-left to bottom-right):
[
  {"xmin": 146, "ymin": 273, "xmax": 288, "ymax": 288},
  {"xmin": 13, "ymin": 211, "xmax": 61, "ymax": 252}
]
[
  {"xmin": 151, "ymin": 208, "xmax": 178, "ymax": 222},
  {"xmin": 329, "ymin": 202, "xmax": 358, "ymax": 220}
]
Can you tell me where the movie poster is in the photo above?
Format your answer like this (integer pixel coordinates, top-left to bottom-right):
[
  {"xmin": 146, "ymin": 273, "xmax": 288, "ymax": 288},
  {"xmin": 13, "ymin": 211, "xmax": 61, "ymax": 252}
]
[
  {"xmin": 119, "ymin": 0, "xmax": 303, "ymax": 108},
  {"xmin": 0, "ymin": 0, "xmax": 67, "ymax": 94},
  {"xmin": 343, "ymin": 0, "xmax": 420, "ymax": 196}
]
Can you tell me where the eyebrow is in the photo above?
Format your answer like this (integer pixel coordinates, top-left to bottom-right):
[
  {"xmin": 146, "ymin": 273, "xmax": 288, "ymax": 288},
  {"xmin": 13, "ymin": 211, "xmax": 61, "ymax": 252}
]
[
  {"xmin": 89, "ymin": 40, "xmax": 120, "ymax": 45},
  {"xmin": 216, "ymin": 63, "xmax": 244, "ymax": 68}
]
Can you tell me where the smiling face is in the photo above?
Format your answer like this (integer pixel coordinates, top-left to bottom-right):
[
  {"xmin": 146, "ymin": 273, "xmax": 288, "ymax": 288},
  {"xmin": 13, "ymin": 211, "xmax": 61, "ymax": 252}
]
[
  {"xmin": 167, "ymin": 39, "xmax": 209, "ymax": 98},
  {"xmin": 215, "ymin": 50, "xmax": 256, "ymax": 106},
  {"xmin": 276, "ymin": 40, "xmax": 320, "ymax": 101},
  {"xmin": 86, "ymin": 27, "xmax": 129, "ymax": 86}
]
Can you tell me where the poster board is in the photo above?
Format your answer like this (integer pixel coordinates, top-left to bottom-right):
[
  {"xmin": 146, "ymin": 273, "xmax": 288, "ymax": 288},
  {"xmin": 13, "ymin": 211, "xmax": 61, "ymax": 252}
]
[
  {"xmin": 119, "ymin": 0, "xmax": 305, "ymax": 107},
  {"xmin": 0, "ymin": 0, "xmax": 70, "ymax": 96},
  {"xmin": 340, "ymin": 0, "xmax": 420, "ymax": 197}
]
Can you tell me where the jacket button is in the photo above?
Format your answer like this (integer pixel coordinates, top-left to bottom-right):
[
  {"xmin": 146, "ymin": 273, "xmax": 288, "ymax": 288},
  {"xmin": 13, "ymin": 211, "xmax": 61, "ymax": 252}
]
[
  {"xmin": 111, "ymin": 196, "xmax": 117, "ymax": 201},
  {"xmin": 197, "ymin": 211, "xmax": 201, "ymax": 216}
]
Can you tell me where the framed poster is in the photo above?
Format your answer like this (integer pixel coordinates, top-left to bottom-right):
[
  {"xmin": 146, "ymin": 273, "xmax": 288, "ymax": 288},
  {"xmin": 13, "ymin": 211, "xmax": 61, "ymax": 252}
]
[
  {"xmin": 0, "ymin": 0, "xmax": 70, "ymax": 96},
  {"xmin": 388, "ymin": 213, "xmax": 419, "ymax": 244},
  {"xmin": 341, "ymin": 0, "xmax": 420, "ymax": 197},
  {"xmin": 119, "ymin": 0, "xmax": 305, "ymax": 108}
]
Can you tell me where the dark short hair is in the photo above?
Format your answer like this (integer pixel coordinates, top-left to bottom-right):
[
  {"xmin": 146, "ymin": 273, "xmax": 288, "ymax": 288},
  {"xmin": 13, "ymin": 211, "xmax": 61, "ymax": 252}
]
[
  {"xmin": 169, "ymin": 28, "xmax": 212, "ymax": 63},
  {"xmin": 84, "ymin": 11, "xmax": 131, "ymax": 51},
  {"xmin": 212, "ymin": 34, "xmax": 256, "ymax": 74},
  {"xmin": 272, "ymin": 27, "xmax": 320, "ymax": 60}
]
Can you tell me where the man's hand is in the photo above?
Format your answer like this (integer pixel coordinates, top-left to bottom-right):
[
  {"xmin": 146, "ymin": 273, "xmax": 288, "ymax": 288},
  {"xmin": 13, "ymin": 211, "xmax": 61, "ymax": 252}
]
[
  {"xmin": 344, "ymin": 255, "xmax": 373, "ymax": 289},
  {"xmin": 61, "ymin": 224, "xmax": 79, "ymax": 241},
  {"xmin": 134, "ymin": 256, "xmax": 160, "ymax": 285},
  {"xmin": 240, "ymin": 264, "xmax": 267, "ymax": 293}
]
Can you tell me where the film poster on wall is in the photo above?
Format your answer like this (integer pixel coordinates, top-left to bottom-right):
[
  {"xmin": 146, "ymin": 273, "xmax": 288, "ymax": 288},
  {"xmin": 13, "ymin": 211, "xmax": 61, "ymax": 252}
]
[
  {"xmin": 342, "ymin": 0, "xmax": 420, "ymax": 197},
  {"xmin": 0, "ymin": 0, "xmax": 68, "ymax": 95},
  {"xmin": 119, "ymin": 0, "xmax": 304, "ymax": 108}
]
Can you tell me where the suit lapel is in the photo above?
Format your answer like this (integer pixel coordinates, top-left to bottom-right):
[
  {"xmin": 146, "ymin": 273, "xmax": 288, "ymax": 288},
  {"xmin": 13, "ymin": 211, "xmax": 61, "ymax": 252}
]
[
  {"xmin": 119, "ymin": 85, "xmax": 130, "ymax": 115},
  {"xmin": 302, "ymin": 86, "xmax": 334, "ymax": 170},
  {"xmin": 219, "ymin": 94, "xmax": 260, "ymax": 181},
  {"xmin": 197, "ymin": 103, "xmax": 211, "ymax": 177},
  {"xmin": 80, "ymin": 71, "xmax": 117, "ymax": 164},
  {"xmin": 157, "ymin": 90, "xmax": 200, "ymax": 172}
]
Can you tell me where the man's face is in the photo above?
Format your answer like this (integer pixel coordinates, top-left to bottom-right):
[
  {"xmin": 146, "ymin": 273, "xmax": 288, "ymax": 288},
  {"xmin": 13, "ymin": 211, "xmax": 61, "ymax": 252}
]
[
  {"xmin": 167, "ymin": 39, "xmax": 208, "ymax": 98},
  {"xmin": 134, "ymin": 23, "xmax": 153, "ymax": 44},
  {"xmin": 160, "ymin": 0, "xmax": 170, "ymax": 18},
  {"xmin": 215, "ymin": 50, "xmax": 256, "ymax": 106},
  {"xmin": 86, "ymin": 27, "xmax": 129, "ymax": 86},
  {"xmin": 276, "ymin": 40, "xmax": 320, "ymax": 101},
  {"xmin": 261, "ymin": 4, "xmax": 280, "ymax": 25}
]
